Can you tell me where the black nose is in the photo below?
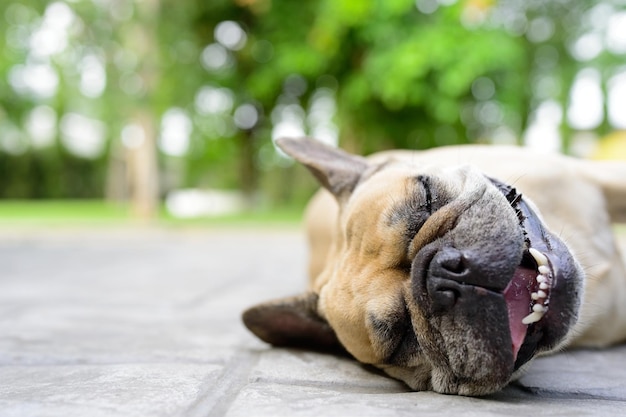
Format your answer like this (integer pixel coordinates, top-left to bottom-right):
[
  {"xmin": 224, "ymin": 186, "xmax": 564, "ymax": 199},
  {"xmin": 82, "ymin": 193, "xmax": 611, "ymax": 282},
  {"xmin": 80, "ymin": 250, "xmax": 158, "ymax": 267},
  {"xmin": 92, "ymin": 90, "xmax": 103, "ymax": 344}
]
[
  {"xmin": 414, "ymin": 244, "xmax": 516, "ymax": 315},
  {"xmin": 433, "ymin": 246, "xmax": 469, "ymax": 277},
  {"xmin": 427, "ymin": 247, "xmax": 469, "ymax": 313}
]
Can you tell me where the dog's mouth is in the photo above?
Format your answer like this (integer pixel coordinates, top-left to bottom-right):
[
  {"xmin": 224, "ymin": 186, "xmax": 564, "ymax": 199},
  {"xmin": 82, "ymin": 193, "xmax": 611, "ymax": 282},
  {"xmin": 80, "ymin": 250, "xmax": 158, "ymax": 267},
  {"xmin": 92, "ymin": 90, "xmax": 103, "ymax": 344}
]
[
  {"xmin": 505, "ymin": 247, "xmax": 554, "ymax": 367},
  {"xmin": 495, "ymin": 179, "xmax": 582, "ymax": 371}
]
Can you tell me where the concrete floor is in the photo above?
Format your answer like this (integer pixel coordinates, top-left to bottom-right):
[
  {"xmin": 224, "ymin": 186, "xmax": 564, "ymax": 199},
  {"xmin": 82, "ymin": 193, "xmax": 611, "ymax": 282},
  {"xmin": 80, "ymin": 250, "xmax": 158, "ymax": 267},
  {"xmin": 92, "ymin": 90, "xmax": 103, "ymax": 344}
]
[{"xmin": 1, "ymin": 227, "xmax": 625, "ymax": 416}]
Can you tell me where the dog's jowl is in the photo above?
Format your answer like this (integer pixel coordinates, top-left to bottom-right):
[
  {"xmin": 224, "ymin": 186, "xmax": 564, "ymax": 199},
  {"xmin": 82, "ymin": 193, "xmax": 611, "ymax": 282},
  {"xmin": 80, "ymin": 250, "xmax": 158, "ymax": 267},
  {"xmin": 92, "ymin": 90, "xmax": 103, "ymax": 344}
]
[{"xmin": 243, "ymin": 137, "xmax": 626, "ymax": 396}]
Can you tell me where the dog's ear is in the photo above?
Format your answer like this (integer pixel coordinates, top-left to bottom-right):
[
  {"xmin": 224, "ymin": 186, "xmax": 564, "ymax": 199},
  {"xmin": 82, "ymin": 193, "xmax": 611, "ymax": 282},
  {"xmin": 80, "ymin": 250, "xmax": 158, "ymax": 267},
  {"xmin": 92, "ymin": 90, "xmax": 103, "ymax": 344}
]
[
  {"xmin": 242, "ymin": 292, "xmax": 342, "ymax": 352},
  {"xmin": 275, "ymin": 137, "xmax": 369, "ymax": 203}
]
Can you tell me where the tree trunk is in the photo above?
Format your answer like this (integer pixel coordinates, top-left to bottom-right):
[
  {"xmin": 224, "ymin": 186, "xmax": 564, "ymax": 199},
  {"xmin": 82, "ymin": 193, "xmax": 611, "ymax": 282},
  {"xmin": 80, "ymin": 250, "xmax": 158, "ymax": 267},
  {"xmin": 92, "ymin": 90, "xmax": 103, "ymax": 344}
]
[
  {"xmin": 239, "ymin": 130, "xmax": 257, "ymax": 209},
  {"xmin": 124, "ymin": 0, "xmax": 160, "ymax": 221},
  {"xmin": 127, "ymin": 111, "xmax": 159, "ymax": 221}
]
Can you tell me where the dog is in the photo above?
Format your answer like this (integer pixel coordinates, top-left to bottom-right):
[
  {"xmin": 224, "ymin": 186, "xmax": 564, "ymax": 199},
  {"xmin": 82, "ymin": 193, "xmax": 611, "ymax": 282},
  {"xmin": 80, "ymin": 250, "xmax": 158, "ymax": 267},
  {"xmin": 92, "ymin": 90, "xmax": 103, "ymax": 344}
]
[{"xmin": 243, "ymin": 137, "xmax": 626, "ymax": 396}]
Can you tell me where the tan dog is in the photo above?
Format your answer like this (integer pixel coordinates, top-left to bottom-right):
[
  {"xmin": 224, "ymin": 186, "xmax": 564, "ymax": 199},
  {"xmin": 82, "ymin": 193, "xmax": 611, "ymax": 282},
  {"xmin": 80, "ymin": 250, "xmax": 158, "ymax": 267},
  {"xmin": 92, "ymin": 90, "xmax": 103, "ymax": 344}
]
[{"xmin": 243, "ymin": 137, "xmax": 626, "ymax": 396}]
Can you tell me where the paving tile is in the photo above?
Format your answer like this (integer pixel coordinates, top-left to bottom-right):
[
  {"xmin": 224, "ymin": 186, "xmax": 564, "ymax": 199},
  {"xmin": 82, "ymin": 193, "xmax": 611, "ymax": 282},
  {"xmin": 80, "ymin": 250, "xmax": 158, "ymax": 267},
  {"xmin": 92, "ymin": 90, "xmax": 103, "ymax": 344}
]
[
  {"xmin": 0, "ymin": 228, "xmax": 625, "ymax": 417},
  {"xmin": 250, "ymin": 349, "xmax": 406, "ymax": 392},
  {"xmin": 225, "ymin": 380, "xmax": 626, "ymax": 417},
  {"xmin": 0, "ymin": 363, "xmax": 221, "ymax": 417},
  {"xmin": 516, "ymin": 345, "xmax": 626, "ymax": 399}
]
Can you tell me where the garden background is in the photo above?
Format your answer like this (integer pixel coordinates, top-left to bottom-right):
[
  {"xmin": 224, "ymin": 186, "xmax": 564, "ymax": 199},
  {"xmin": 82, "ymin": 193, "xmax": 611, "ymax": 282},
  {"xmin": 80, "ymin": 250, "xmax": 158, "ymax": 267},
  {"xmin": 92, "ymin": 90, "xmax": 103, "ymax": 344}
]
[{"xmin": 1, "ymin": 0, "xmax": 625, "ymax": 223}]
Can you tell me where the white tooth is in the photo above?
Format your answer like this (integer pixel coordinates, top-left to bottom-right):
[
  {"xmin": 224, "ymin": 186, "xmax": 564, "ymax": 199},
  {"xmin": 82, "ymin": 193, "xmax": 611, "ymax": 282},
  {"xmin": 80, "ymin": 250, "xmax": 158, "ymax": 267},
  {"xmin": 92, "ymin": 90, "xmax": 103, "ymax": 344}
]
[
  {"xmin": 537, "ymin": 290, "xmax": 547, "ymax": 298},
  {"xmin": 522, "ymin": 311, "xmax": 544, "ymax": 325},
  {"xmin": 538, "ymin": 265, "xmax": 551, "ymax": 275},
  {"xmin": 529, "ymin": 248, "xmax": 549, "ymax": 267},
  {"xmin": 533, "ymin": 304, "xmax": 546, "ymax": 313},
  {"xmin": 531, "ymin": 292, "xmax": 540, "ymax": 300},
  {"xmin": 537, "ymin": 275, "xmax": 547, "ymax": 283},
  {"xmin": 539, "ymin": 282, "xmax": 549, "ymax": 290}
]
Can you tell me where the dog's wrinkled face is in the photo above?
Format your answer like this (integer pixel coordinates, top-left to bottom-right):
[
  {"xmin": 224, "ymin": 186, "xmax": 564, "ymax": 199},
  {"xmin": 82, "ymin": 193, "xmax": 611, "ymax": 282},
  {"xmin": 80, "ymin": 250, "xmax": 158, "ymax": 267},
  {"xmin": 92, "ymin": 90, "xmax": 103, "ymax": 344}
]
[
  {"xmin": 319, "ymin": 164, "xmax": 581, "ymax": 395},
  {"xmin": 244, "ymin": 138, "xmax": 584, "ymax": 396}
]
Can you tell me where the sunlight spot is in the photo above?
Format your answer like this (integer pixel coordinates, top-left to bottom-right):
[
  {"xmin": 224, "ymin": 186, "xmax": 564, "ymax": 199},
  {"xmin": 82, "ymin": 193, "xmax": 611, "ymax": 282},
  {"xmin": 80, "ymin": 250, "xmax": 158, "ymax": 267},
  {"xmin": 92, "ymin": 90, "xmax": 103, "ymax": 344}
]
[
  {"xmin": 159, "ymin": 108, "xmax": 192, "ymax": 157},
  {"xmin": 471, "ymin": 77, "xmax": 495, "ymax": 101},
  {"xmin": 121, "ymin": 123, "xmax": 145, "ymax": 149},
  {"xmin": 475, "ymin": 101, "xmax": 503, "ymax": 127},
  {"xmin": 490, "ymin": 126, "xmax": 517, "ymax": 146},
  {"xmin": 587, "ymin": 3, "xmax": 614, "ymax": 31},
  {"xmin": 195, "ymin": 86, "xmax": 234, "ymax": 115},
  {"xmin": 201, "ymin": 43, "xmax": 232, "ymax": 71},
  {"xmin": 215, "ymin": 21, "xmax": 247, "ymax": 51},
  {"xmin": 570, "ymin": 32, "xmax": 603, "ymax": 61},
  {"xmin": 29, "ymin": 2, "xmax": 74, "ymax": 58},
  {"xmin": 26, "ymin": 106, "xmax": 57, "ymax": 148},
  {"xmin": 526, "ymin": 17, "xmax": 554, "ymax": 43},
  {"xmin": 532, "ymin": 75, "xmax": 560, "ymax": 100},
  {"xmin": 80, "ymin": 54, "xmax": 107, "ymax": 98},
  {"xmin": 233, "ymin": 104, "xmax": 259, "ymax": 130},
  {"xmin": 166, "ymin": 189, "xmax": 245, "ymax": 218},
  {"xmin": 109, "ymin": 0, "xmax": 134, "ymax": 21},
  {"xmin": 283, "ymin": 74, "xmax": 308, "ymax": 97},
  {"xmin": 416, "ymin": 0, "xmax": 438, "ymax": 14},
  {"xmin": 272, "ymin": 103, "xmax": 305, "ymax": 126},
  {"xmin": 60, "ymin": 113, "xmax": 107, "ymax": 159},
  {"xmin": 272, "ymin": 121, "xmax": 305, "ymax": 143},
  {"xmin": 608, "ymin": 70, "xmax": 626, "ymax": 129},
  {"xmin": 308, "ymin": 88, "xmax": 338, "ymax": 146},
  {"xmin": 9, "ymin": 63, "xmax": 59, "ymax": 99},
  {"xmin": 524, "ymin": 100, "xmax": 562, "ymax": 153},
  {"xmin": 567, "ymin": 69, "xmax": 603, "ymax": 130},
  {"xmin": 606, "ymin": 12, "xmax": 626, "ymax": 54}
]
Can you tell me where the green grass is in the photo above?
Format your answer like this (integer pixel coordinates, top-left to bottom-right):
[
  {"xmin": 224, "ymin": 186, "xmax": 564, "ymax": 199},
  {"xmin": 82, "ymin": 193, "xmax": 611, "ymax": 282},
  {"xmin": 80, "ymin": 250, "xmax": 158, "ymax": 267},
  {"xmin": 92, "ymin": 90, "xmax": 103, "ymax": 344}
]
[
  {"xmin": 0, "ymin": 200, "xmax": 304, "ymax": 228},
  {"xmin": 0, "ymin": 200, "xmax": 130, "ymax": 226}
]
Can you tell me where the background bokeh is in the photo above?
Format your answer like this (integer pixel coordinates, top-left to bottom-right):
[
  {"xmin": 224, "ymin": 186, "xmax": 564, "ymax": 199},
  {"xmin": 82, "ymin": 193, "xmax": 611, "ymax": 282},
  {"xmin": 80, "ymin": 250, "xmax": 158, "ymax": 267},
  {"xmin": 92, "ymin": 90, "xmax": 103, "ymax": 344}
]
[{"xmin": 1, "ymin": 0, "xmax": 625, "ymax": 220}]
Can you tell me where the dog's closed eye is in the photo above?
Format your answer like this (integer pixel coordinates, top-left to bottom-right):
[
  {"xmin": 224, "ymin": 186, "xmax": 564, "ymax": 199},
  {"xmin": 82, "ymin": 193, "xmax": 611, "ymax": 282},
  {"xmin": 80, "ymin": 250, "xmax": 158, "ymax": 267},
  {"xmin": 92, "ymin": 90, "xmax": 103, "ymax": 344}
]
[
  {"xmin": 387, "ymin": 175, "xmax": 440, "ymax": 243},
  {"xmin": 417, "ymin": 175, "xmax": 433, "ymax": 213}
]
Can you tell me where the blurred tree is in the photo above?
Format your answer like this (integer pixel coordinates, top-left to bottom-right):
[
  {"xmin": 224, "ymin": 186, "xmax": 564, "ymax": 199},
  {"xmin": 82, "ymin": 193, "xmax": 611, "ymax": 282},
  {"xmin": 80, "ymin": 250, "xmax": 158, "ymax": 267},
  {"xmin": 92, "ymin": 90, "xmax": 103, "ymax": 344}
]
[
  {"xmin": 192, "ymin": 0, "xmax": 621, "ymax": 201},
  {"xmin": 0, "ymin": 0, "xmax": 205, "ymax": 217},
  {"xmin": 0, "ymin": 0, "xmax": 624, "ymax": 209}
]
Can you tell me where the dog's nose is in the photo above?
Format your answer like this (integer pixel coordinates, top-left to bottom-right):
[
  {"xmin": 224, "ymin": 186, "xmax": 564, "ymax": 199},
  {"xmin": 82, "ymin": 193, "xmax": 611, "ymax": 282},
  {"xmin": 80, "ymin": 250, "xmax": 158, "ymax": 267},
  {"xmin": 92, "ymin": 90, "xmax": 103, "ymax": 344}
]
[
  {"xmin": 428, "ymin": 277, "xmax": 461, "ymax": 312},
  {"xmin": 427, "ymin": 247, "xmax": 472, "ymax": 313},
  {"xmin": 415, "ymin": 244, "xmax": 514, "ymax": 315},
  {"xmin": 433, "ymin": 246, "xmax": 469, "ymax": 277},
  {"xmin": 429, "ymin": 246, "xmax": 472, "ymax": 282}
]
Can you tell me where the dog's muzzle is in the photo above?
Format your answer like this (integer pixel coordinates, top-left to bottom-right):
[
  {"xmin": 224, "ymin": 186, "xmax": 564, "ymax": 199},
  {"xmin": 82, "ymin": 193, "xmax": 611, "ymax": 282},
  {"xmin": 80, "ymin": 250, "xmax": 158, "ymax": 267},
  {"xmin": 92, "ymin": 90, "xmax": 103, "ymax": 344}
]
[{"xmin": 410, "ymin": 181, "xmax": 583, "ymax": 385}]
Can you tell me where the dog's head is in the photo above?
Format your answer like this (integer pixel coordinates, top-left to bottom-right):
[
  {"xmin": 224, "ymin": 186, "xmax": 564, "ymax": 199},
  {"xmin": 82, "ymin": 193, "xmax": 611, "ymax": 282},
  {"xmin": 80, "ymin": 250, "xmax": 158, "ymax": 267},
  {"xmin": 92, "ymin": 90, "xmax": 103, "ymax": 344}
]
[{"xmin": 244, "ymin": 138, "xmax": 583, "ymax": 396}]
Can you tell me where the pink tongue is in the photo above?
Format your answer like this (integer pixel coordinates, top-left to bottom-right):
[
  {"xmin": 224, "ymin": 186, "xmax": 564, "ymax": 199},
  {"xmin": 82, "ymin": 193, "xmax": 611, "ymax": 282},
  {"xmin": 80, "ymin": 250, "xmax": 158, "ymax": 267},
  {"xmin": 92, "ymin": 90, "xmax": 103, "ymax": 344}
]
[{"xmin": 503, "ymin": 267, "xmax": 534, "ymax": 361}]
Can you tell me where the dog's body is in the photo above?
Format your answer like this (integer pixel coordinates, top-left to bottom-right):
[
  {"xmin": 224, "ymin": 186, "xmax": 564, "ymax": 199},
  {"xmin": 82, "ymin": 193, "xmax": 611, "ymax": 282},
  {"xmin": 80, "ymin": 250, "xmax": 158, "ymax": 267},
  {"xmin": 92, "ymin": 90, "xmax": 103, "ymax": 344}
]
[{"xmin": 244, "ymin": 138, "xmax": 626, "ymax": 395}]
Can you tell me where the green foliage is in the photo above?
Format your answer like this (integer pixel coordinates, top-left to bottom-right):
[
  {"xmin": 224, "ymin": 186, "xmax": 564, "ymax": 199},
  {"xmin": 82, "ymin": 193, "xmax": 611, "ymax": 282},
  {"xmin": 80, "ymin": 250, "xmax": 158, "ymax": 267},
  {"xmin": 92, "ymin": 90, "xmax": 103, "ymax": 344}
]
[{"xmin": 0, "ymin": 0, "xmax": 624, "ymax": 207}]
